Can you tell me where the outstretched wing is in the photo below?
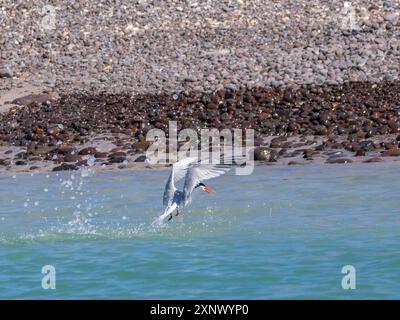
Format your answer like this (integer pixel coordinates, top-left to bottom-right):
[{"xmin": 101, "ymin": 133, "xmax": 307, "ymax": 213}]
[
  {"xmin": 172, "ymin": 157, "xmax": 199, "ymax": 183},
  {"xmin": 182, "ymin": 164, "xmax": 231, "ymax": 206},
  {"xmin": 163, "ymin": 157, "xmax": 198, "ymax": 206}
]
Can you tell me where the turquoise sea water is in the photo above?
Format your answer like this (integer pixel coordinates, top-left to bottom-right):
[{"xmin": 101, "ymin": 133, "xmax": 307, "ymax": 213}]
[{"xmin": 0, "ymin": 163, "xmax": 399, "ymax": 299}]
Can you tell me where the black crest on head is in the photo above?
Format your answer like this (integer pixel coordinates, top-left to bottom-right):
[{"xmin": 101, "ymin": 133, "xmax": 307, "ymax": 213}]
[{"xmin": 195, "ymin": 182, "xmax": 205, "ymax": 189}]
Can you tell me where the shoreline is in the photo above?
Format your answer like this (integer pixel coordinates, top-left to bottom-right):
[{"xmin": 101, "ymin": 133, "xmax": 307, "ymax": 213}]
[
  {"xmin": 1, "ymin": 81, "xmax": 400, "ymax": 174},
  {"xmin": 1, "ymin": 156, "xmax": 400, "ymax": 177}
]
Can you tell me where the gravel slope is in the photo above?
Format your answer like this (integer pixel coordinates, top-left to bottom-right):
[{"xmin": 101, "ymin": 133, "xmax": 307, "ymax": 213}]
[{"xmin": 1, "ymin": 0, "xmax": 399, "ymax": 94}]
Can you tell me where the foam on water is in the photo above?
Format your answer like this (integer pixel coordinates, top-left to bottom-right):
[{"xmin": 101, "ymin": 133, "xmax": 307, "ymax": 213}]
[{"xmin": 0, "ymin": 163, "xmax": 235, "ymax": 243}]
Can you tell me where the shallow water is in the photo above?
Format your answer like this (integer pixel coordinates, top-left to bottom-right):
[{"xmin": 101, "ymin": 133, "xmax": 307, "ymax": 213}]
[{"xmin": 0, "ymin": 163, "xmax": 399, "ymax": 299}]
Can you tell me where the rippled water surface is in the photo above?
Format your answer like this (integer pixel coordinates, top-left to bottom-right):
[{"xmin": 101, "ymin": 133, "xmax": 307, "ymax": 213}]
[{"xmin": 0, "ymin": 164, "xmax": 399, "ymax": 299}]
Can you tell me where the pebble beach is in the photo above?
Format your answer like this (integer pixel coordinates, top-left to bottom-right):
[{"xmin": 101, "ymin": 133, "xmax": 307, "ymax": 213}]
[
  {"xmin": 2, "ymin": 1, "xmax": 400, "ymax": 301},
  {"xmin": 1, "ymin": 0, "xmax": 400, "ymax": 173}
]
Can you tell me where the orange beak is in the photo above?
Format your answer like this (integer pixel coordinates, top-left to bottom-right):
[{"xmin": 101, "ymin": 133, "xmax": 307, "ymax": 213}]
[{"xmin": 203, "ymin": 186, "xmax": 215, "ymax": 195}]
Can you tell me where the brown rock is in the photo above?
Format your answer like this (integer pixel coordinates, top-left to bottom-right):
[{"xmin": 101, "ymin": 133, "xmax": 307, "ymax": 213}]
[
  {"xmin": 94, "ymin": 152, "xmax": 108, "ymax": 158},
  {"xmin": 15, "ymin": 160, "xmax": 27, "ymax": 165},
  {"xmin": 34, "ymin": 145, "xmax": 56, "ymax": 157},
  {"xmin": 108, "ymin": 156, "xmax": 126, "ymax": 163},
  {"xmin": 79, "ymin": 147, "xmax": 98, "ymax": 155},
  {"xmin": 56, "ymin": 144, "xmax": 74, "ymax": 155},
  {"xmin": 134, "ymin": 155, "xmax": 147, "ymax": 162},
  {"xmin": 326, "ymin": 158, "xmax": 353, "ymax": 164},
  {"xmin": 254, "ymin": 147, "xmax": 278, "ymax": 162},
  {"xmin": 303, "ymin": 149, "xmax": 320, "ymax": 156},
  {"xmin": 131, "ymin": 141, "xmax": 151, "ymax": 152},
  {"xmin": 0, "ymin": 159, "xmax": 11, "ymax": 166},
  {"xmin": 355, "ymin": 150, "xmax": 365, "ymax": 157},
  {"xmin": 288, "ymin": 161, "xmax": 303, "ymax": 165},
  {"xmin": 12, "ymin": 94, "xmax": 55, "ymax": 106},
  {"xmin": 53, "ymin": 163, "xmax": 79, "ymax": 171},
  {"xmin": 109, "ymin": 152, "xmax": 127, "ymax": 158},
  {"xmin": 364, "ymin": 157, "xmax": 383, "ymax": 163},
  {"xmin": 270, "ymin": 137, "xmax": 286, "ymax": 148},
  {"xmin": 64, "ymin": 154, "xmax": 81, "ymax": 162},
  {"xmin": 381, "ymin": 148, "xmax": 400, "ymax": 157}
]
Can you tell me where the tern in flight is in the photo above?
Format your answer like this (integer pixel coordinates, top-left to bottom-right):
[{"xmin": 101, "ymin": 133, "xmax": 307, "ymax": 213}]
[{"xmin": 157, "ymin": 157, "xmax": 237, "ymax": 222}]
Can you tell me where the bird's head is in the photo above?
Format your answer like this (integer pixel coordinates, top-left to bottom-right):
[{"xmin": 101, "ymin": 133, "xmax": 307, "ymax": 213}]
[{"xmin": 198, "ymin": 182, "xmax": 215, "ymax": 195}]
